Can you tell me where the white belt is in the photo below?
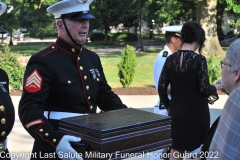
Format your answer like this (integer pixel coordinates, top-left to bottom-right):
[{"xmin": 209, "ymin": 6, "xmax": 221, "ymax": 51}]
[
  {"xmin": 0, "ymin": 138, "xmax": 7, "ymax": 151},
  {"xmin": 44, "ymin": 111, "xmax": 85, "ymax": 120}
]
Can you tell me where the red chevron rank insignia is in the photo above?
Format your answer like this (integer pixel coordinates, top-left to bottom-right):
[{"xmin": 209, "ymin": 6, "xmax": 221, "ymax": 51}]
[{"xmin": 24, "ymin": 69, "xmax": 42, "ymax": 92}]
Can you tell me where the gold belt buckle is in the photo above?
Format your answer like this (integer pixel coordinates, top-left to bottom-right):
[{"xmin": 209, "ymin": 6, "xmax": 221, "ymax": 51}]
[{"xmin": 0, "ymin": 141, "xmax": 5, "ymax": 151}]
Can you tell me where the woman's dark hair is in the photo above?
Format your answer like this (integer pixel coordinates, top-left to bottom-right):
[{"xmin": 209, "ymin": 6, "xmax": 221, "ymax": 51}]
[{"xmin": 181, "ymin": 22, "xmax": 206, "ymax": 54}]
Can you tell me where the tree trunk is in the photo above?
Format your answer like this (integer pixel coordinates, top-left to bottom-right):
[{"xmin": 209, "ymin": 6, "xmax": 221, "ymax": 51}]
[
  {"xmin": 216, "ymin": 0, "xmax": 227, "ymax": 41},
  {"xmin": 9, "ymin": 35, "xmax": 13, "ymax": 46},
  {"xmin": 196, "ymin": 0, "xmax": 225, "ymax": 55},
  {"xmin": 134, "ymin": 25, "xmax": 137, "ymax": 35},
  {"xmin": 104, "ymin": 32, "xmax": 108, "ymax": 43},
  {"xmin": 104, "ymin": 26, "xmax": 109, "ymax": 43}
]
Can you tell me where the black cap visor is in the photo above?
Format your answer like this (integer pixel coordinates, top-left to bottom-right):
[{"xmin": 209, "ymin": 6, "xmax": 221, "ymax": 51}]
[{"xmin": 61, "ymin": 11, "xmax": 95, "ymax": 20}]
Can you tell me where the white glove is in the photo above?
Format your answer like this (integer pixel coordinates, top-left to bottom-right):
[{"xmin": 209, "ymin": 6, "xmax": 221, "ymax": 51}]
[{"xmin": 56, "ymin": 135, "xmax": 83, "ymax": 160}]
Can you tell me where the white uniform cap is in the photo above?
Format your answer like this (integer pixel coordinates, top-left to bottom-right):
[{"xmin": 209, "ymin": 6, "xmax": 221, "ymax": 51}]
[
  {"xmin": 47, "ymin": 0, "xmax": 95, "ymax": 19},
  {"xmin": 162, "ymin": 25, "xmax": 182, "ymax": 32},
  {"xmin": 0, "ymin": 2, "xmax": 7, "ymax": 16},
  {"xmin": 162, "ymin": 25, "xmax": 182, "ymax": 37}
]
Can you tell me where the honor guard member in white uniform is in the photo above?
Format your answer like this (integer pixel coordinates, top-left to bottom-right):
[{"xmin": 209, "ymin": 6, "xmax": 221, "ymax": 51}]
[
  {"xmin": 153, "ymin": 25, "xmax": 182, "ymax": 115},
  {"xmin": 18, "ymin": 0, "xmax": 127, "ymax": 159},
  {"xmin": 0, "ymin": 2, "xmax": 15, "ymax": 159},
  {"xmin": 151, "ymin": 25, "xmax": 182, "ymax": 160}
]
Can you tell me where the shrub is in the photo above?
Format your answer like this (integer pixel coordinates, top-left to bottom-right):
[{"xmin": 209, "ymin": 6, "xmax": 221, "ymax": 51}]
[
  {"xmin": 0, "ymin": 44, "xmax": 25, "ymax": 91},
  {"xmin": 207, "ymin": 56, "xmax": 221, "ymax": 84},
  {"xmin": 117, "ymin": 45, "xmax": 137, "ymax": 88},
  {"xmin": 89, "ymin": 33, "xmax": 106, "ymax": 41},
  {"xmin": 112, "ymin": 33, "xmax": 138, "ymax": 42}
]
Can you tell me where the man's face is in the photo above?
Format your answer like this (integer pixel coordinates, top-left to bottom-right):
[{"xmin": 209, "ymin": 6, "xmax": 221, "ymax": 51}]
[
  {"xmin": 64, "ymin": 19, "xmax": 90, "ymax": 45},
  {"xmin": 173, "ymin": 37, "xmax": 182, "ymax": 51},
  {"xmin": 221, "ymin": 58, "xmax": 235, "ymax": 94}
]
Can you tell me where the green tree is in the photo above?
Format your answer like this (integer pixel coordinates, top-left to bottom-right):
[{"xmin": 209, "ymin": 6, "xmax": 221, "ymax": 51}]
[
  {"xmin": 0, "ymin": 0, "xmax": 20, "ymax": 45},
  {"xmin": 224, "ymin": 0, "xmax": 240, "ymax": 30},
  {"xmin": 226, "ymin": 0, "xmax": 240, "ymax": 13},
  {"xmin": 90, "ymin": 0, "xmax": 138, "ymax": 43},
  {"xmin": 29, "ymin": 23, "xmax": 57, "ymax": 43},
  {"xmin": 216, "ymin": 0, "xmax": 227, "ymax": 41},
  {"xmin": 118, "ymin": 45, "xmax": 137, "ymax": 88},
  {"xmin": 144, "ymin": 0, "xmax": 197, "ymax": 39},
  {"xmin": 145, "ymin": 0, "xmax": 197, "ymax": 24},
  {"xmin": 144, "ymin": 0, "xmax": 240, "ymax": 54},
  {"xmin": 14, "ymin": 0, "xmax": 57, "ymax": 39}
]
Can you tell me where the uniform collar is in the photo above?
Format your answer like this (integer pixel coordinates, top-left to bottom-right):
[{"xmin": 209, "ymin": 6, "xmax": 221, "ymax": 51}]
[
  {"xmin": 55, "ymin": 36, "xmax": 82, "ymax": 55},
  {"xmin": 163, "ymin": 45, "xmax": 173, "ymax": 55}
]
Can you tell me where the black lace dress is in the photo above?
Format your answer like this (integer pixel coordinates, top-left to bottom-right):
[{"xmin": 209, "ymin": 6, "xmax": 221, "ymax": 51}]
[{"xmin": 158, "ymin": 50, "xmax": 218, "ymax": 151}]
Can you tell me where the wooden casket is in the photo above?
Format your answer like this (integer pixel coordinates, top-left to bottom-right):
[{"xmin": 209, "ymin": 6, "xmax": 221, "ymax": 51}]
[{"xmin": 59, "ymin": 108, "xmax": 172, "ymax": 159}]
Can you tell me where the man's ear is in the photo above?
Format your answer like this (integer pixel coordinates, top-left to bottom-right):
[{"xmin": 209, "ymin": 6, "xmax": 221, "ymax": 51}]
[
  {"xmin": 171, "ymin": 37, "xmax": 176, "ymax": 43},
  {"xmin": 234, "ymin": 69, "xmax": 240, "ymax": 83},
  {"xmin": 56, "ymin": 20, "xmax": 64, "ymax": 30}
]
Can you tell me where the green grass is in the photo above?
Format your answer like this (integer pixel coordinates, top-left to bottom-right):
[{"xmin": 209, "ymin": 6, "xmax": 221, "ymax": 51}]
[
  {"xmin": 101, "ymin": 53, "xmax": 158, "ymax": 88},
  {"xmin": 141, "ymin": 33, "xmax": 165, "ymax": 41},
  {"xmin": 0, "ymin": 43, "xmax": 127, "ymax": 56},
  {"xmin": 100, "ymin": 46, "xmax": 224, "ymax": 88},
  {"xmin": 0, "ymin": 42, "xmax": 225, "ymax": 88},
  {"xmin": 100, "ymin": 46, "xmax": 162, "ymax": 88}
]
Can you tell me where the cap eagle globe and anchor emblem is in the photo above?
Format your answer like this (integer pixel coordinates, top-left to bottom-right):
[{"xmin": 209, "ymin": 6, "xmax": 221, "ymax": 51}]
[{"xmin": 82, "ymin": 0, "xmax": 88, "ymax": 3}]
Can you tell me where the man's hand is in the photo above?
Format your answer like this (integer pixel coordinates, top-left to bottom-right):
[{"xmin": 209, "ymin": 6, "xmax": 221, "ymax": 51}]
[
  {"xmin": 56, "ymin": 135, "xmax": 83, "ymax": 160},
  {"xmin": 216, "ymin": 79, "xmax": 222, "ymax": 84},
  {"xmin": 215, "ymin": 79, "xmax": 222, "ymax": 90}
]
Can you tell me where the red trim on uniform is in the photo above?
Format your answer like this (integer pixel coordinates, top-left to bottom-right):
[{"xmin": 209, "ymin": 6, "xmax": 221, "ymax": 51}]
[
  {"xmin": 24, "ymin": 69, "xmax": 42, "ymax": 92},
  {"xmin": 59, "ymin": 36, "xmax": 78, "ymax": 48},
  {"xmin": 77, "ymin": 50, "xmax": 91, "ymax": 113},
  {"xmin": 56, "ymin": 36, "xmax": 81, "ymax": 56},
  {"xmin": 25, "ymin": 119, "xmax": 43, "ymax": 129},
  {"xmin": 42, "ymin": 45, "xmax": 58, "ymax": 57},
  {"xmin": 33, "ymin": 44, "xmax": 55, "ymax": 56},
  {"xmin": 56, "ymin": 44, "xmax": 78, "ymax": 56},
  {"xmin": 35, "ymin": 123, "xmax": 59, "ymax": 148}
]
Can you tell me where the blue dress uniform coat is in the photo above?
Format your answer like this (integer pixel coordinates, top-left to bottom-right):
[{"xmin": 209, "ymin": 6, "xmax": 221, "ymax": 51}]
[
  {"xmin": 0, "ymin": 69, "xmax": 15, "ymax": 159},
  {"xmin": 18, "ymin": 37, "xmax": 127, "ymax": 159}
]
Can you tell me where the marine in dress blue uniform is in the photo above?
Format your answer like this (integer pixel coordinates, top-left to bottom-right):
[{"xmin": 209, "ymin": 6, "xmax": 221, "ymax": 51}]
[
  {"xmin": 18, "ymin": 0, "xmax": 127, "ymax": 159},
  {"xmin": 0, "ymin": 2, "xmax": 15, "ymax": 159}
]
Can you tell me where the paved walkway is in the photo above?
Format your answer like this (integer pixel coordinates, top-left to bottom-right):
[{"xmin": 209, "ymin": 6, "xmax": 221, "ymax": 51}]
[
  {"xmin": 18, "ymin": 37, "xmax": 160, "ymax": 54},
  {"xmin": 92, "ymin": 46, "xmax": 159, "ymax": 54},
  {"xmin": 8, "ymin": 95, "xmax": 227, "ymax": 160}
]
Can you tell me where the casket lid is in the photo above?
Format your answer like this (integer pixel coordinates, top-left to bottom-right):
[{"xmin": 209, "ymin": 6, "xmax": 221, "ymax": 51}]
[{"xmin": 59, "ymin": 108, "xmax": 171, "ymax": 135}]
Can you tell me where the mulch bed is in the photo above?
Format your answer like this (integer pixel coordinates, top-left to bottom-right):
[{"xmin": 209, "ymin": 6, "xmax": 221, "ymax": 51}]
[{"xmin": 10, "ymin": 87, "xmax": 226, "ymax": 96}]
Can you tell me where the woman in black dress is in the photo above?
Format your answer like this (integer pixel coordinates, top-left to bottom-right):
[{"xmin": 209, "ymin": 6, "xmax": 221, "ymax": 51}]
[
  {"xmin": 158, "ymin": 22, "xmax": 218, "ymax": 160},
  {"xmin": 0, "ymin": 2, "xmax": 15, "ymax": 159}
]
